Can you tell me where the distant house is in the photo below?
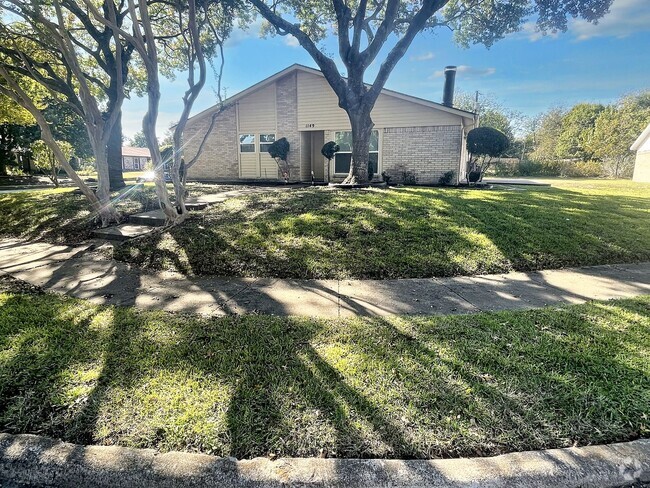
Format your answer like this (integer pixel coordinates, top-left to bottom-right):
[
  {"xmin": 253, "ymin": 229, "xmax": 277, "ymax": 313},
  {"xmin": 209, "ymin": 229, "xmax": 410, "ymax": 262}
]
[
  {"xmin": 183, "ymin": 64, "xmax": 477, "ymax": 185},
  {"xmin": 631, "ymin": 124, "xmax": 650, "ymax": 183},
  {"xmin": 122, "ymin": 146, "xmax": 151, "ymax": 171}
]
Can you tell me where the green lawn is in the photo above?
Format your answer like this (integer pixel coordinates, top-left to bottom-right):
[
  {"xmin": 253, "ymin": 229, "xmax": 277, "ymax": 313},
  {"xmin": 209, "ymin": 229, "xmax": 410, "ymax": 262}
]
[
  {"xmin": 0, "ymin": 182, "xmax": 230, "ymax": 243},
  {"xmin": 0, "ymin": 275, "xmax": 648, "ymax": 459},
  {"xmin": 115, "ymin": 179, "xmax": 650, "ymax": 279}
]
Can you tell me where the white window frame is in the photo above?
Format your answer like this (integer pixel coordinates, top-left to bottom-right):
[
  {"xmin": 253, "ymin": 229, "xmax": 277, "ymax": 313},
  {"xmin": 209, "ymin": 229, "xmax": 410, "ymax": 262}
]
[
  {"xmin": 259, "ymin": 133, "xmax": 276, "ymax": 154},
  {"xmin": 239, "ymin": 133, "xmax": 256, "ymax": 153},
  {"xmin": 332, "ymin": 129, "xmax": 380, "ymax": 177}
]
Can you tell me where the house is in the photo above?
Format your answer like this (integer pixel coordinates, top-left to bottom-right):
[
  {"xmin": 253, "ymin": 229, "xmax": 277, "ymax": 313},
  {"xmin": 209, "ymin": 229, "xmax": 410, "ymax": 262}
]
[
  {"xmin": 183, "ymin": 64, "xmax": 477, "ymax": 185},
  {"xmin": 122, "ymin": 146, "xmax": 152, "ymax": 171},
  {"xmin": 631, "ymin": 123, "xmax": 650, "ymax": 183}
]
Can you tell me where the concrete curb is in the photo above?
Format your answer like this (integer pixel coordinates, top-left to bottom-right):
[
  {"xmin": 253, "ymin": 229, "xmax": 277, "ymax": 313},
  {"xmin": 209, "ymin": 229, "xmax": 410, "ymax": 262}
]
[{"xmin": 0, "ymin": 434, "xmax": 648, "ymax": 487}]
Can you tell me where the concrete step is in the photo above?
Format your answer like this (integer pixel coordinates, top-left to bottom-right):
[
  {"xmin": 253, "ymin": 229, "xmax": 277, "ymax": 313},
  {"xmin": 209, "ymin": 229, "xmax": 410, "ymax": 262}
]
[
  {"xmin": 185, "ymin": 200, "xmax": 208, "ymax": 210},
  {"xmin": 129, "ymin": 209, "xmax": 167, "ymax": 227},
  {"xmin": 92, "ymin": 224, "xmax": 155, "ymax": 242}
]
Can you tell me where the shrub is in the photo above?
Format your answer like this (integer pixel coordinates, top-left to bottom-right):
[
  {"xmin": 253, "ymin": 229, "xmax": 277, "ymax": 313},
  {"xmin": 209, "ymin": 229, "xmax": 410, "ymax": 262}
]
[
  {"xmin": 438, "ymin": 170, "xmax": 455, "ymax": 185},
  {"xmin": 565, "ymin": 161, "xmax": 604, "ymax": 178},
  {"xmin": 402, "ymin": 169, "xmax": 418, "ymax": 185},
  {"xmin": 321, "ymin": 141, "xmax": 339, "ymax": 161},
  {"xmin": 466, "ymin": 127, "xmax": 510, "ymax": 184},
  {"xmin": 268, "ymin": 137, "xmax": 290, "ymax": 162},
  {"xmin": 467, "ymin": 127, "xmax": 510, "ymax": 157},
  {"xmin": 381, "ymin": 171, "xmax": 391, "ymax": 184},
  {"xmin": 268, "ymin": 137, "xmax": 291, "ymax": 181}
]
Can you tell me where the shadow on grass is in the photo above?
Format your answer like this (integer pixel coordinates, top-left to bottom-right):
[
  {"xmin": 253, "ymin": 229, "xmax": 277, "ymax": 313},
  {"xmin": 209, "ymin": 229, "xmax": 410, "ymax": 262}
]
[
  {"xmin": 1, "ymin": 288, "xmax": 648, "ymax": 459},
  {"xmin": 114, "ymin": 184, "xmax": 650, "ymax": 280},
  {"xmin": 0, "ymin": 187, "xmax": 161, "ymax": 244}
]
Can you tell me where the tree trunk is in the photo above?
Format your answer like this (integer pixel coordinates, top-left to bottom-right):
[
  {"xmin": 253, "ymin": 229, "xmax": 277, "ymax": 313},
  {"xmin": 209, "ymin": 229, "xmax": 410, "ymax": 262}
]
[
  {"xmin": 143, "ymin": 76, "xmax": 183, "ymax": 224},
  {"xmin": 107, "ymin": 112, "xmax": 125, "ymax": 190},
  {"xmin": 343, "ymin": 109, "xmax": 373, "ymax": 185}
]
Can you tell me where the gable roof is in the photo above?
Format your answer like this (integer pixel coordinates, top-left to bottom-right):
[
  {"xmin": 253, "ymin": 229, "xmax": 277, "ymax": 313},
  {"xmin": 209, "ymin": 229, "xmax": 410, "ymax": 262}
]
[
  {"xmin": 631, "ymin": 123, "xmax": 650, "ymax": 151},
  {"xmin": 187, "ymin": 64, "xmax": 477, "ymax": 125},
  {"xmin": 122, "ymin": 146, "xmax": 151, "ymax": 158}
]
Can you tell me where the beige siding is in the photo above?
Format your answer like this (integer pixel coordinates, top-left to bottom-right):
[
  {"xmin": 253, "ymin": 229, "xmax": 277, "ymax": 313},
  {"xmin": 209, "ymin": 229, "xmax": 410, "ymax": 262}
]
[
  {"xmin": 239, "ymin": 153, "xmax": 259, "ymax": 178},
  {"xmin": 260, "ymin": 153, "xmax": 278, "ymax": 179},
  {"xmin": 633, "ymin": 151, "xmax": 650, "ymax": 183},
  {"xmin": 238, "ymin": 83, "xmax": 276, "ymax": 133},
  {"xmin": 297, "ymin": 71, "xmax": 461, "ymax": 130}
]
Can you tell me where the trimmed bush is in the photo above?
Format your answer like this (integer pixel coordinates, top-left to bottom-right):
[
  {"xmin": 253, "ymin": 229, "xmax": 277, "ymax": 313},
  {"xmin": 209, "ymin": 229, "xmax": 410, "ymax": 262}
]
[
  {"xmin": 466, "ymin": 127, "xmax": 510, "ymax": 184},
  {"xmin": 321, "ymin": 141, "xmax": 339, "ymax": 161},
  {"xmin": 268, "ymin": 138, "xmax": 290, "ymax": 162},
  {"xmin": 467, "ymin": 127, "xmax": 510, "ymax": 157}
]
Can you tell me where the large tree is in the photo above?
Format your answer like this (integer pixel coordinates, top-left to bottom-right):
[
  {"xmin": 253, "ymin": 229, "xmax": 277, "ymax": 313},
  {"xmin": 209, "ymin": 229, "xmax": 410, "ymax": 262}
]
[
  {"xmin": 248, "ymin": 0, "xmax": 613, "ymax": 184},
  {"xmin": 58, "ymin": 0, "xmax": 139, "ymax": 190},
  {"xmin": 556, "ymin": 102, "xmax": 605, "ymax": 162},
  {"xmin": 0, "ymin": 2, "xmax": 123, "ymax": 225},
  {"xmin": 85, "ymin": 0, "xmax": 239, "ymax": 222},
  {"xmin": 0, "ymin": 0, "xmax": 137, "ymax": 190},
  {"xmin": 529, "ymin": 107, "xmax": 565, "ymax": 164},
  {"xmin": 590, "ymin": 92, "xmax": 650, "ymax": 178}
]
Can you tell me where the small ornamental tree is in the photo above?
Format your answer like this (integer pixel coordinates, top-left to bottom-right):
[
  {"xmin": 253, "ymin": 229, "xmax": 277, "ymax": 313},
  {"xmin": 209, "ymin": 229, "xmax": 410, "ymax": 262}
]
[
  {"xmin": 321, "ymin": 141, "xmax": 339, "ymax": 162},
  {"xmin": 268, "ymin": 137, "xmax": 290, "ymax": 182},
  {"xmin": 466, "ymin": 127, "xmax": 509, "ymax": 184},
  {"xmin": 31, "ymin": 139, "xmax": 73, "ymax": 187}
]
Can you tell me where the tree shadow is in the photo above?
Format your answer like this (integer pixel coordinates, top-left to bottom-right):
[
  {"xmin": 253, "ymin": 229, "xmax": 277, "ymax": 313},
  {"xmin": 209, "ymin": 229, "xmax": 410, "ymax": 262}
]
[
  {"xmin": 113, "ymin": 184, "xmax": 650, "ymax": 281},
  {"xmin": 1, "ymin": 285, "xmax": 647, "ymax": 460},
  {"xmin": 0, "ymin": 185, "xmax": 161, "ymax": 244}
]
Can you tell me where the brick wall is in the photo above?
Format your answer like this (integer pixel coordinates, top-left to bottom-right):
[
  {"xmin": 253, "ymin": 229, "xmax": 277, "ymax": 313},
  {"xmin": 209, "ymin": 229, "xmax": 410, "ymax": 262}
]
[
  {"xmin": 276, "ymin": 73, "xmax": 301, "ymax": 182},
  {"xmin": 184, "ymin": 105, "xmax": 239, "ymax": 181},
  {"xmin": 382, "ymin": 125, "xmax": 461, "ymax": 185}
]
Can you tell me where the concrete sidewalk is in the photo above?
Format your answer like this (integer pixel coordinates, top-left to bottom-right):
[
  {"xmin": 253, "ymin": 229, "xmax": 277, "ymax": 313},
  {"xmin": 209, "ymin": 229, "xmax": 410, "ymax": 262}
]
[
  {"xmin": 1, "ymin": 238, "xmax": 649, "ymax": 317},
  {"xmin": 0, "ymin": 433, "xmax": 648, "ymax": 487}
]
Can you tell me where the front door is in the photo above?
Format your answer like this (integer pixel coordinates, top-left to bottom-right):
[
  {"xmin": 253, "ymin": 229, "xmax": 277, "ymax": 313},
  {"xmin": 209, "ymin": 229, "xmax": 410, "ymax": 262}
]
[{"xmin": 310, "ymin": 131, "xmax": 325, "ymax": 181}]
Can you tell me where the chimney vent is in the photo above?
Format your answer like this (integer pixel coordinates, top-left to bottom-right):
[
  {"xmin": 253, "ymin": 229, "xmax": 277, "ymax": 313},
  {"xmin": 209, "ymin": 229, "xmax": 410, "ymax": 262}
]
[{"xmin": 442, "ymin": 66, "xmax": 457, "ymax": 107}]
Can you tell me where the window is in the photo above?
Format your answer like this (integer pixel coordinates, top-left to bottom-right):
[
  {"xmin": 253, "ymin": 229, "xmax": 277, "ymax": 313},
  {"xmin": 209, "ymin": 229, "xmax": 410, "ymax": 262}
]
[
  {"xmin": 333, "ymin": 130, "xmax": 379, "ymax": 175},
  {"xmin": 239, "ymin": 134, "xmax": 255, "ymax": 153},
  {"xmin": 260, "ymin": 133, "xmax": 275, "ymax": 153}
]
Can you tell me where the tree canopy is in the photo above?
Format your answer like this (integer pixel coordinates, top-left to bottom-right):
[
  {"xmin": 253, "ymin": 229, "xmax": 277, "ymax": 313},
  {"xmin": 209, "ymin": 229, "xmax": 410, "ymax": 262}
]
[{"xmin": 249, "ymin": 0, "xmax": 614, "ymax": 184}]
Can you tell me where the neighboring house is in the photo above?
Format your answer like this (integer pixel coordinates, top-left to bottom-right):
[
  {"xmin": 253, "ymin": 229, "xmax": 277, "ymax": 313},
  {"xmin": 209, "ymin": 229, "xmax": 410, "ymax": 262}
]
[
  {"xmin": 631, "ymin": 123, "xmax": 650, "ymax": 183},
  {"xmin": 183, "ymin": 64, "xmax": 477, "ymax": 185},
  {"xmin": 122, "ymin": 146, "xmax": 152, "ymax": 171}
]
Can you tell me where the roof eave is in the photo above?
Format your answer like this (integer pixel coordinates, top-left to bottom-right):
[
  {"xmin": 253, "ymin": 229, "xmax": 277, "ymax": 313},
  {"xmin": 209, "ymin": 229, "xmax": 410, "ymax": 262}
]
[
  {"xmin": 631, "ymin": 123, "xmax": 650, "ymax": 151},
  {"xmin": 186, "ymin": 64, "xmax": 477, "ymax": 126}
]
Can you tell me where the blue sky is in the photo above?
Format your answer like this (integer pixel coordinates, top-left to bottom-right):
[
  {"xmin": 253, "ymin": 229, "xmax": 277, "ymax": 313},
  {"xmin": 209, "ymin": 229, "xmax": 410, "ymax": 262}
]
[{"xmin": 122, "ymin": 0, "xmax": 650, "ymax": 140}]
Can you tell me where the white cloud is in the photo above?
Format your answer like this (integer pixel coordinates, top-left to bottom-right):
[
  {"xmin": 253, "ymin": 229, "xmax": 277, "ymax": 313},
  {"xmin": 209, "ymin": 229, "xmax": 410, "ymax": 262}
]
[
  {"xmin": 571, "ymin": 0, "xmax": 650, "ymax": 40},
  {"xmin": 409, "ymin": 51, "xmax": 435, "ymax": 62},
  {"xmin": 518, "ymin": 22, "xmax": 560, "ymax": 42},
  {"xmin": 284, "ymin": 35, "xmax": 300, "ymax": 47},
  {"xmin": 225, "ymin": 18, "xmax": 264, "ymax": 47},
  {"xmin": 515, "ymin": 0, "xmax": 649, "ymax": 42},
  {"xmin": 429, "ymin": 65, "xmax": 496, "ymax": 79}
]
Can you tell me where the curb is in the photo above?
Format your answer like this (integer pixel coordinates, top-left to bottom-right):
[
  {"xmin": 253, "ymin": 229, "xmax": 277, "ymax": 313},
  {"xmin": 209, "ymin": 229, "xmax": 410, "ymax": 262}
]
[{"xmin": 0, "ymin": 434, "xmax": 648, "ymax": 487}]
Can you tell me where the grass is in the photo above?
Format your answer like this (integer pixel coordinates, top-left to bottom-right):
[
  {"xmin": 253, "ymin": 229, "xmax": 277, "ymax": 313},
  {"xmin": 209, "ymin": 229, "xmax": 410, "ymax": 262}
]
[
  {"xmin": 114, "ymin": 179, "xmax": 650, "ymax": 279},
  {"xmin": 0, "ymin": 182, "xmax": 234, "ymax": 243},
  {"xmin": 0, "ymin": 275, "xmax": 648, "ymax": 459}
]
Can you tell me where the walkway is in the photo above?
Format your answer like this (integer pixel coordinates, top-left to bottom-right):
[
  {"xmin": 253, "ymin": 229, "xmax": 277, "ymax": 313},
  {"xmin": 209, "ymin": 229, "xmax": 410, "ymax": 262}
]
[{"xmin": 1, "ymin": 239, "xmax": 649, "ymax": 317}]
